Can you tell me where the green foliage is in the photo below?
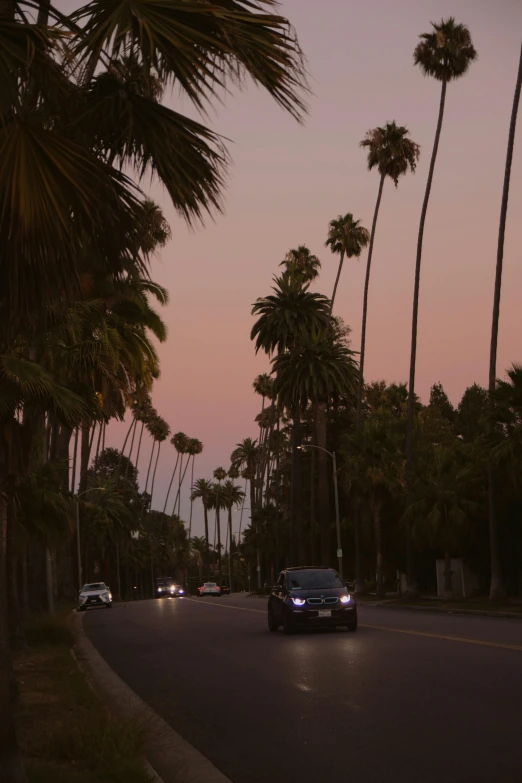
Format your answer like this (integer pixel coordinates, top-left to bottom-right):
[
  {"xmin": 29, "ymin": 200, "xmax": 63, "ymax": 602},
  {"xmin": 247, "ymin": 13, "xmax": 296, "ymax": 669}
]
[
  {"xmin": 414, "ymin": 17, "xmax": 477, "ymax": 82},
  {"xmin": 360, "ymin": 121, "xmax": 420, "ymax": 186}
]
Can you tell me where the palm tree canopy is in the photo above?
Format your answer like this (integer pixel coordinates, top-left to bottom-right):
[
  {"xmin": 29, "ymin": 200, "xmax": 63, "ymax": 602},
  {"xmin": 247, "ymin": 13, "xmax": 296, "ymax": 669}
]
[
  {"xmin": 414, "ymin": 17, "xmax": 477, "ymax": 82},
  {"xmin": 325, "ymin": 214, "xmax": 370, "ymax": 259},
  {"xmin": 222, "ymin": 479, "xmax": 246, "ymax": 509},
  {"xmin": 253, "ymin": 373, "xmax": 274, "ymax": 400},
  {"xmin": 341, "ymin": 414, "xmax": 405, "ymax": 502},
  {"xmin": 190, "ymin": 477, "xmax": 213, "ymax": 505},
  {"xmin": 230, "ymin": 437, "xmax": 258, "ymax": 478},
  {"xmin": 272, "ymin": 329, "xmax": 359, "ymax": 410},
  {"xmin": 279, "ymin": 245, "xmax": 321, "ymax": 283},
  {"xmin": 187, "ymin": 437, "xmax": 203, "ymax": 456},
  {"xmin": 171, "ymin": 431, "xmax": 189, "ymax": 453},
  {"xmin": 251, "ymin": 275, "xmax": 331, "ymax": 356},
  {"xmin": 360, "ymin": 121, "xmax": 420, "ymax": 187},
  {"xmin": 213, "ymin": 466, "xmax": 227, "ymax": 482}
]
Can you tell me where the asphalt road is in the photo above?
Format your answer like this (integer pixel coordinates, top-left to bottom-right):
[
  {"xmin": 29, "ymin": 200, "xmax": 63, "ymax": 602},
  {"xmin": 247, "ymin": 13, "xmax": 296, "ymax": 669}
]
[{"xmin": 85, "ymin": 594, "xmax": 522, "ymax": 783}]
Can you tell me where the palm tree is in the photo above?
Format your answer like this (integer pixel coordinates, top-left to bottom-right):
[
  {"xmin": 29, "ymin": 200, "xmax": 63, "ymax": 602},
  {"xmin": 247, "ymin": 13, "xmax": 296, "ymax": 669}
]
[
  {"xmin": 251, "ymin": 275, "xmax": 331, "ymax": 356},
  {"xmin": 357, "ymin": 122, "xmax": 420, "ymax": 422},
  {"xmin": 279, "ymin": 245, "xmax": 321, "ymax": 283},
  {"xmin": 273, "ymin": 329, "xmax": 359, "ymax": 565},
  {"xmin": 325, "ymin": 214, "xmax": 370, "ymax": 313},
  {"xmin": 187, "ymin": 439, "xmax": 203, "ymax": 539},
  {"xmin": 190, "ymin": 479, "xmax": 214, "ymax": 578},
  {"xmin": 163, "ymin": 432, "xmax": 188, "ymax": 514},
  {"xmin": 149, "ymin": 418, "xmax": 171, "ymax": 510},
  {"xmin": 405, "ymin": 18, "xmax": 477, "ymax": 595},
  {"xmin": 231, "ymin": 437, "xmax": 259, "ymax": 546},
  {"xmin": 487, "ymin": 43, "xmax": 522, "ymax": 601},
  {"xmin": 342, "ymin": 415, "xmax": 405, "ymax": 598},
  {"xmin": 222, "ymin": 480, "xmax": 246, "ymax": 592},
  {"xmin": 211, "ymin": 468, "xmax": 228, "ymax": 578}
]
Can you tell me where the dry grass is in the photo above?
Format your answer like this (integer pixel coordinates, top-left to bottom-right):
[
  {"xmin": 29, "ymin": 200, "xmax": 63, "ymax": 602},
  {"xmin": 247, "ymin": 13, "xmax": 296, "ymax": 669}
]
[{"xmin": 14, "ymin": 614, "xmax": 151, "ymax": 783}]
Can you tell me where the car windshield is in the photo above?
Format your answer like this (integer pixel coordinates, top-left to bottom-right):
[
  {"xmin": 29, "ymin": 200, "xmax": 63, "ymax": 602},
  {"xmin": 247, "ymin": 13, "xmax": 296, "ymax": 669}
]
[
  {"xmin": 288, "ymin": 570, "xmax": 343, "ymax": 590},
  {"xmin": 205, "ymin": 583, "xmax": 217, "ymax": 587},
  {"xmin": 156, "ymin": 579, "xmax": 173, "ymax": 587},
  {"xmin": 82, "ymin": 583, "xmax": 106, "ymax": 591}
]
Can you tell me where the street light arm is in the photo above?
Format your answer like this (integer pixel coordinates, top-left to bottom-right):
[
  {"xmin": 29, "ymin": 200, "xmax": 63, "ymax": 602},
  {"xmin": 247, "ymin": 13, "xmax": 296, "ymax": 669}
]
[{"xmin": 297, "ymin": 443, "xmax": 334, "ymax": 459}]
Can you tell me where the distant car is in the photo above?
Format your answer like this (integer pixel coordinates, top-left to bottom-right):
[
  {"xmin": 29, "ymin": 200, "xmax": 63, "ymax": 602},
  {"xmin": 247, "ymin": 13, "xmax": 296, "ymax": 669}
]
[
  {"xmin": 197, "ymin": 582, "xmax": 221, "ymax": 597},
  {"xmin": 155, "ymin": 578, "xmax": 185, "ymax": 598},
  {"xmin": 267, "ymin": 567, "xmax": 357, "ymax": 634},
  {"xmin": 78, "ymin": 582, "xmax": 113, "ymax": 611},
  {"xmin": 220, "ymin": 584, "xmax": 231, "ymax": 596}
]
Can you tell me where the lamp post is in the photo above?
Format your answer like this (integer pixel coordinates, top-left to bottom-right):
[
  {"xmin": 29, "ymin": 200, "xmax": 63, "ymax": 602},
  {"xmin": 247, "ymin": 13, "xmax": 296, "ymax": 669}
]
[{"xmin": 297, "ymin": 444, "xmax": 343, "ymax": 579}]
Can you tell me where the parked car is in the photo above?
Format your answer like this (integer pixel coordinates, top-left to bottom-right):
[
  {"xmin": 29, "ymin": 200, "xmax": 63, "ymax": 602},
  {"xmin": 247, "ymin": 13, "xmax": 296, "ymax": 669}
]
[
  {"xmin": 197, "ymin": 582, "xmax": 221, "ymax": 597},
  {"xmin": 155, "ymin": 578, "xmax": 185, "ymax": 598},
  {"xmin": 78, "ymin": 582, "xmax": 113, "ymax": 610},
  {"xmin": 220, "ymin": 584, "xmax": 231, "ymax": 595},
  {"xmin": 267, "ymin": 567, "xmax": 357, "ymax": 634}
]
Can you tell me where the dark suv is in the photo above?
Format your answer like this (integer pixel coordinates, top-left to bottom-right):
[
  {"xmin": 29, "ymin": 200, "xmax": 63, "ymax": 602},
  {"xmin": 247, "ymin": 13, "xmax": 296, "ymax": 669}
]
[{"xmin": 267, "ymin": 567, "xmax": 357, "ymax": 634}]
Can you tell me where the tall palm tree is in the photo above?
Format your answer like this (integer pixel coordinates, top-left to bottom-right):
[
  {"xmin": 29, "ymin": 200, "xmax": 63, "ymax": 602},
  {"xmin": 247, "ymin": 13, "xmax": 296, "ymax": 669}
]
[
  {"xmin": 190, "ymin": 478, "xmax": 214, "ymax": 578},
  {"xmin": 191, "ymin": 536, "xmax": 207, "ymax": 583},
  {"xmin": 187, "ymin": 438, "xmax": 203, "ymax": 538},
  {"xmin": 357, "ymin": 122, "xmax": 420, "ymax": 422},
  {"xmin": 211, "ymin": 468, "xmax": 227, "ymax": 578},
  {"xmin": 273, "ymin": 329, "xmax": 359, "ymax": 565},
  {"xmin": 222, "ymin": 480, "xmax": 246, "ymax": 592},
  {"xmin": 405, "ymin": 18, "xmax": 477, "ymax": 595},
  {"xmin": 325, "ymin": 214, "xmax": 370, "ymax": 313},
  {"xmin": 279, "ymin": 245, "xmax": 321, "ymax": 283},
  {"xmin": 149, "ymin": 418, "xmax": 171, "ymax": 510},
  {"xmin": 487, "ymin": 42, "xmax": 522, "ymax": 601},
  {"xmin": 163, "ymin": 432, "xmax": 188, "ymax": 514}
]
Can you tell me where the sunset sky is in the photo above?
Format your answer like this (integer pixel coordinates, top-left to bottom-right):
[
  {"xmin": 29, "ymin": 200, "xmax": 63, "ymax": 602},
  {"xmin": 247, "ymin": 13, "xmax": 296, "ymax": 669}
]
[{"xmin": 102, "ymin": 0, "xmax": 522, "ymax": 540}]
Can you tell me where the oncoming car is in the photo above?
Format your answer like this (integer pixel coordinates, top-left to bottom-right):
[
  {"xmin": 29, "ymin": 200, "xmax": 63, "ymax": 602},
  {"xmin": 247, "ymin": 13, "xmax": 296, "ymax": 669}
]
[
  {"xmin": 155, "ymin": 578, "xmax": 185, "ymax": 598},
  {"xmin": 78, "ymin": 582, "xmax": 113, "ymax": 610},
  {"xmin": 267, "ymin": 567, "xmax": 357, "ymax": 634},
  {"xmin": 197, "ymin": 582, "xmax": 221, "ymax": 597}
]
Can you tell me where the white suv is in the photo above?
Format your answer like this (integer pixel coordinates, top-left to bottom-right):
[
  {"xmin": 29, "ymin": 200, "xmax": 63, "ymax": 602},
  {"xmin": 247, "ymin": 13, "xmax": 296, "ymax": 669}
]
[{"xmin": 78, "ymin": 582, "xmax": 113, "ymax": 610}]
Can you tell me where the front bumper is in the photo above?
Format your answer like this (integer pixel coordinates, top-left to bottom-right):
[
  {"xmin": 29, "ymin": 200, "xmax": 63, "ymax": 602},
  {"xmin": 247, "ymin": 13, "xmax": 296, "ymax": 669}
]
[
  {"xmin": 289, "ymin": 605, "xmax": 357, "ymax": 627},
  {"xmin": 79, "ymin": 595, "xmax": 111, "ymax": 608}
]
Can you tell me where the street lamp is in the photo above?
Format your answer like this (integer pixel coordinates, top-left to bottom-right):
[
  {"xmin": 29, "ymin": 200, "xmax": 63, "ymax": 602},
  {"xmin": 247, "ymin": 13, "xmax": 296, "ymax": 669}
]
[{"xmin": 297, "ymin": 444, "xmax": 343, "ymax": 579}]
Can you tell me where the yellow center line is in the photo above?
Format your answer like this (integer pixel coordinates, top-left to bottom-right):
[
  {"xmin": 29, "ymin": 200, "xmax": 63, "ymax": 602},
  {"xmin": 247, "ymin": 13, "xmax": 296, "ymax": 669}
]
[{"xmin": 184, "ymin": 598, "xmax": 522, "ymax": 652}]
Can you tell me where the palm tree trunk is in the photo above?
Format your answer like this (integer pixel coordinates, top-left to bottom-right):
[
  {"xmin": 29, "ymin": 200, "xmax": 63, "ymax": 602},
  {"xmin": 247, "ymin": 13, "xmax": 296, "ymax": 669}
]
[
  {"xmin": 290, "ymin": 407, "xmax": 304, "ymax": 564},
  {"xmin": 79, "ymin": 421, "xmax": 92, "ymax": 494},
  {"xmin": 487, "ymin": 42, "xmax": 522, "ymax": 601},
  {"xmin": 274, "ymin": 413, "xmax": 281, "ymax": 572},
  {"xmin": 175, "ymin": 458, "xmax": 191, "ymax": 518},
  {"xmin": 101, "ymin": 421, "xmax": 106, "ymax": 453},
  {"xmin": 177, "ymin": 455, "xmax": 185, "ymax": 516},
  {"xmin": 315, "ymin": 402, "xmax": 330, "ymax": 566},
  {"xmin": 405, "ymin": 78, "xmax": 448, "ymax": 597},
  {"xmin": 329, "ymin": 250, "xmax": 345, "ymax": 313},
  {"xmin": 144, "ymin": 440, "xmax": 156, "ymax": 496},
  {"xmin": 70, "ymin": 427, "xmax": 79, "ymax": 493},
  {"xmin": 356, "ymin": 173, "xmax": 385, "ymax": 423},
  {"xmin": 149, "ymin": 443, "xmax": 162, "ymax": 510},
  {"xmin": 443, "ymin": 549, "xmax": 454, "ymax": 601},
  {"xmin": 216, "ymin": 507, "xmax": 222, "ymax": 578},
  {"xmin": 228, "ymin": 506, "xmax": 234, "ymax": 592},
  {"xmin": 188, "ymin": 456, "xmax": 196, "ymax": 538},
  {"xmin": 118, "ymin": 417, "xmax": 136, "ymax": 478},
  {"xmin": 201, "ymin": 504, "xmax": 209, "ymax": 579},
  {"xmin": 372, "ymin": 500, "xmax": 384, "ymax": 598},
  {"xmin": 134, "ymin": 421, "xmax": 145, "ymax": 474},
  {"xmin": 163, "ymin": 453, "xmax": 180, "ymax": 513},
  {"xmin": 94, "ymin": 420, "xmax": 103, "ymax": 469}
]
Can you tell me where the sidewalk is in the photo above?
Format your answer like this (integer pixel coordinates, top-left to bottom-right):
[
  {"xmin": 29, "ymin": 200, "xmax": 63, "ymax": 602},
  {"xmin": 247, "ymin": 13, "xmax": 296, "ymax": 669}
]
[{"xmin": 357, "ymin": 594, "xmax": 522, "ymax": 619}]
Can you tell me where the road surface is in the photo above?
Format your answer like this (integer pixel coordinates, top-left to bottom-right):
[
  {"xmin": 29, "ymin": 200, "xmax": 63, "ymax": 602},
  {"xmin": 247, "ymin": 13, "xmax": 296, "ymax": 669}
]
[{"xmin": 85, "ymin": 594, "xmax": 522, "ymax": 783}]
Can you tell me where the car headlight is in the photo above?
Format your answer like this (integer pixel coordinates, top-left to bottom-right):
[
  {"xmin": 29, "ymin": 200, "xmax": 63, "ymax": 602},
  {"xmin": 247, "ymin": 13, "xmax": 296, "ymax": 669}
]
[
  {"xmin": 340, "ymin": 594, "xmax": 351, "ymax": 604},
  {"xmin": 291, "ymin": 597, "xmax": 306, "ymax": 606},
  {"xmin": 158, "ymin": 587, "xmax": 163, "ymax": 592},
  {"xmin": 79, "ymin": 595, "xmax": 87, "ymax": 603},
  {"xmin": 179, "ymin": 589, "xmax": 184, "ymax": 594}
]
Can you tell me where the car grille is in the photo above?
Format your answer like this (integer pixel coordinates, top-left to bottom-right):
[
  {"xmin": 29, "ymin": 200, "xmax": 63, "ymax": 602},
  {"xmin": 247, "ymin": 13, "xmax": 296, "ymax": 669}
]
[{"xmin": 306, "ymin": 596, "xmax": 339, "ymax": 605}]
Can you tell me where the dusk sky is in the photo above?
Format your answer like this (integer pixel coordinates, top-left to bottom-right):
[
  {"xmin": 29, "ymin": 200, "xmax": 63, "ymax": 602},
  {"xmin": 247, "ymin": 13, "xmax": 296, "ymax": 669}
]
[{"xmin": 103, "ymin": 1, "xmax": 522, "ymax": 540}]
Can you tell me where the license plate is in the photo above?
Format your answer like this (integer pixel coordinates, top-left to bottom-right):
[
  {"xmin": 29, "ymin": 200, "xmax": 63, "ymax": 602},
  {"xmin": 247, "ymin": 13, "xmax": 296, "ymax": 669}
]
[{"xmin": 318, "ymin": 609, "xmax": 331, "ymax": 618}]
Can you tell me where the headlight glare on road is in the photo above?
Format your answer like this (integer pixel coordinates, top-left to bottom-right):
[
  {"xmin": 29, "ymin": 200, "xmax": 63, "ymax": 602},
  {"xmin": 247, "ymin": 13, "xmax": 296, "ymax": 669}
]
[
  {"xmin": 340, "ymin": 594, "xmax": 351, "ymax": 604},
  {"xmin": 291, "ymin": 597, "xmax": 306, "ymax": 606}
]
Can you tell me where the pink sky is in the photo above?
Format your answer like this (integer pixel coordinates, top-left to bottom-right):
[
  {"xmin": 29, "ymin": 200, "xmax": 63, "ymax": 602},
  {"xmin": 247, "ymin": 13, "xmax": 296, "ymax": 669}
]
[{"xmin": 99, "ymin": 1, "xmax": 522, "ymax": 539}]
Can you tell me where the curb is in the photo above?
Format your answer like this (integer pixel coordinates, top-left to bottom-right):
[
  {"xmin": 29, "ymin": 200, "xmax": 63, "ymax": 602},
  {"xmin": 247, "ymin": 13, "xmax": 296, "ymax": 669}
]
[
  {"xmin": 370, "ymin": 602, "xmax": 522, "ymax": 619},
  {"xmin": 71, "ymin": 612, "xmax": 233, "ymax": 783}
]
